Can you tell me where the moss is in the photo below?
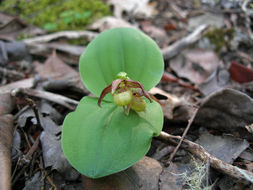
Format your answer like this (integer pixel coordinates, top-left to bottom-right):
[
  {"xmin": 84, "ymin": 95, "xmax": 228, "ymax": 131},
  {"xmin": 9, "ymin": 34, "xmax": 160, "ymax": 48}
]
[
  {"xmin": 182, "ymin": 158, "xmax": 216, "ymax": 190},
  {"xmin": 205, "ymin": 27, "xmax": 234, "ymax": 52},
  {"xmin": 0, "ymin": 0, "xmax": 110, "ymax": 32}
]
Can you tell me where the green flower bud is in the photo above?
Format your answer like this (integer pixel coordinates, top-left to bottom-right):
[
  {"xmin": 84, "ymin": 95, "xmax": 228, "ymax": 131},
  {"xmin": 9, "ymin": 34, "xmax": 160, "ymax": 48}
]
[
  {"xmin": 113, "ymin": 90, "xmax": 133, "ymax": 106},
  {"xmin": 116, "ymin": 72, "xmax": 129, "ymax": 80},
  {"xmin": 130, "ymin": 96, "xmax": 146, "ymax": 112}
]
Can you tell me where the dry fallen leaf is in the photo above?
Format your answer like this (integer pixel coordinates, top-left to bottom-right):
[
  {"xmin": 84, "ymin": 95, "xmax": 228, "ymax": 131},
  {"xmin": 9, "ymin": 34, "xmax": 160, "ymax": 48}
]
[
  {"xmin": 196, "ymin": 132, "xmax": 249, "ymax": 164},
  {"xmin": 35, "ymin": 51, "xmax": 86, "ymax": 93},
  {"xmin": 150, "ymin": 87, "xmax": 193, "ymax": 121},
  {"xmin": 195, "ymin": 88, "xmax": 253, "ymax": 140},
  {"xmin": 229, "ymin": 61, "xmax": 253, "ymax": 83},
  {"xmin": 141, "ymin": 21, "xmax": 169, "ymax": 47},
  {"xmin": 108, "ymin": 0, "xmax": 157, "ymax": 18},
  {"xmin": 87, "ymin": 16, "xmax": 137, "ymax": 32},
  {"xmin": 170, "ymin": 49, "xmax": 220, "ymax": 84},
  {"xmin": 0, "ymin": 114, "xmax": 14, "ymax": 190},
  {"xmin": 35, "ymin": 51, "xmax": 78, "ymax": 80},
  {"xmin": 0, "ymin": 93, "xmax": 15, "ymax": 115}
]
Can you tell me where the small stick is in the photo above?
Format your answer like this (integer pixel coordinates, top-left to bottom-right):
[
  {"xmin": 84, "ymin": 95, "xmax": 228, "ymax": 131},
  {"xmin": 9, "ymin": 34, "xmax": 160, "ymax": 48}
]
[
  {"xmin": 158, "ymin": 131, "xmax": 253, "ymax": 182},
  {"xmin": 39, "ymin": 156, "xmax": 45, "ymax": 190},
  {"xmin": 23, "ymin": 30, "xmax": 98, "ymax": 44},
  {"xmin": 46, "ymin": 175, "xmax": 57, "ymax": 190},
  {"xmin": 162, "ymin": 24, "xmax": 209, "ymax": 60},
  {"xmin": 0, "ymin": 67, "xmax": 25, "ymax": 80},
  {"xmin": 206, "ymin": 158, "xmax": 210, "ymax": 187},
  {"xmin": 23, "ymin": 135, "xmax": 40, "ymax": 162},
  {"xmin": 162, "ymin": 72, "xmax": 198, "ymax": 91},
  {"xmin": 0, "ymin": 78, "xmax": 34, "ymax": 94},
  {"xmin": 167, "ymin": 109, "xmax": 198, "ymax": 165},
  {"xmin": 11, "ymin": 88, "xmax": 78, "ymax": 110},
  {"xmin": 25, "ymin": 98, "xmax": 42, "ymax": 129},
  {"xmin": 12, "ymin": 164, "xmax": 28, "ymax": 186}
]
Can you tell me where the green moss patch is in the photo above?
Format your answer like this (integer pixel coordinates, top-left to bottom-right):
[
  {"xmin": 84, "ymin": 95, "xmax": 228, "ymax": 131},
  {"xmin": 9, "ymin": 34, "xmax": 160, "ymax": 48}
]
[{"xmin": 0, "ymin": 0, "xmax": 110, "ymax": 32}]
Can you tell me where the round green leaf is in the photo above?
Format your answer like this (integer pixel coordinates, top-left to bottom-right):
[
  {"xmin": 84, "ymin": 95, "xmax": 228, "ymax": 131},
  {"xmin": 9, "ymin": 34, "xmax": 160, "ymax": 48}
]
[
  {"xmin": 62, "ymin": 97, "xmax": 163, "ymax": 178},
  {"xmin": 79, "ymin": 28, "xmax": 164, "ymax": 99}
]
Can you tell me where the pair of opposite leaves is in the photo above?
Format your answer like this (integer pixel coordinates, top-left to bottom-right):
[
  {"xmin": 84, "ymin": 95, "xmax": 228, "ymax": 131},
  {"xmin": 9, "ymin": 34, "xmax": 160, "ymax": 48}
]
[{"xmin": 62, "ymin": 28, "xmax": 164, "ymax": 178}]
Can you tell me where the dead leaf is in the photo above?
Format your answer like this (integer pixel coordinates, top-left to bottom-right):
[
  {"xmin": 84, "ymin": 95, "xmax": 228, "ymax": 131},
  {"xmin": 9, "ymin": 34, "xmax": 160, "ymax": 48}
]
[
  {"xmin": 152, "ymin": 145, "xmax": 174, "ymax": 160},
  {"xmin": 39, "ymin": 101, "xmax": 63, "ymax": 124},
  {"xmin": 108, "ymin": 0, "xmax": 157, "ymax": 18},
  {"xmin": 198, "ymin": 67, "xmax": 230, "ymax": 96},
  {"xmin": 188, "ymin": 13, "xmax": 225, "ymax": 30},
  {"xmin": 0, "ymin": 93, "xmax": 15, "ymax": 115},
  {"xmin": 11, "ymin": 130, "xmax": 21, "ymax": 162},
  {"xmin": 141, "ymin": 21, "xmax": 169, "ymax": 47},
  {"xmin": 23, "ymin": 172, "xmax": 41, "ymax": 190},
  {"xmin": 87, "ymin": 16, "xmax": 137, "ymax": 32},
  {"xmin": 35, "ymin": 52, "xmax": 85, "ymax": 93},
  {"xmin": 239, "ymin": 150, "xmax": 253, "ymax": 162},
  {"xmin": 0, "ymin": 40, "xmax": 29, "ymax": 65},
  {"xmin": 0, "ymin": 13, "xmax": 14, "ymax": 28},
  {"xmin": 245, "ymin": 162, "xmax": 253, "ymax": 172},
  {"xmin": 82, "ymin": 156, "xmax": 162, "ymax": 190},
  {"xmin": 170, "ymin": 49, "xmax": 220, "ymax": 84},
  {"xmin": 217, "ymin": 176, "xmax": 237, "ymax": 190},
  {"xmin": 150, "ymin": 87, "xmax": 181, "ymax": 120},
  {"xmin": 35, "ymin": 52, "xmax": 76, "ymax": 80},
  {"xmin": 245, "ymin": 123, "xmax": 253, "ymax": 134},
  {"xmin": 229, "ymin": 61, "xmax": 253, "ymax": 83},
  {"xmin": 150, "ymin": 87, "xmax": 194, "ymax": 121},
  {"xmin": 32, "ymin": 116, "xmax": 61, "ymax": 135},
  {"xmin": 196, "ymin": 132, "xmax": 249, "ymax": 164},
  {"xmin": 23, "ymin": 171, "xmax": 83, "ymax": 189},
  {"xmin": 17, "ymin": 104, "xmax": 62, "ymax": 135},
  {"xmin": 40, "ymin": 131, "xmax": 79, "ymax": 181},
  {"xmin": 159, "ymin": 160, "xmax": 193, "ymax": 190},
  {"xmin": 195, "ymin": 88, "xmax": 253, "ymax": 140},
  {"xmin": 0, "ymin": 114, "xmax": 14, "ymax": 190}
]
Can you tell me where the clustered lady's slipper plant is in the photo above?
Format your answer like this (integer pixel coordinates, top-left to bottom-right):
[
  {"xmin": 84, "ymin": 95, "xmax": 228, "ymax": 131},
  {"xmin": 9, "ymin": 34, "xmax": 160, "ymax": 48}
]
[{"xmin": 62, "ymin": 28, "xmax": 164, "ymax": 178}]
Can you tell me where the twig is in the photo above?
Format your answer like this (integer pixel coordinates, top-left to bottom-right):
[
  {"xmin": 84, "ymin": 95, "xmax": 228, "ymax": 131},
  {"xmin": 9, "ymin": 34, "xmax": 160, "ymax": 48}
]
[
  {"xmin": 46, "ymin": 174, "xmax": 57, "ymax": 190},
  {"xmin": 167, "ymin": 109, "xmax": 198, "ymax": 165},
  {"xmin": 12, "ymin": 135, "xmax": 40, "ymax": 182},
  {"xmin": 0, "ymin": 78, "xmax": 34, "ymax": 94},
  {"xmin": 12, "ymin": 136, "xmax": 40, "ymax": 186},
  {"xmin": 11, "ymin": 88, "xmax": 78, "ymax": 110},
  {"xmin": 23, "ymin": 30, "xmax": 98, "ymax": 44},
  {"xmin": 206, "ymin": 158, "xmax": 210, "ymax": 187},
  {"xmin": 23, "ymin": 135, "xmax": 40, "ymax": 162},
  {"xmin": 157, "ymin": 131, "xmax": 253, "ymax": 182},
  {"xmin": 12, "ymin": 164, "xmax": 28, "ymax": 186},
  {"xmin": 39, "ymin": 156, "xmax": 45, "ymax": 190},
  {"xmin": 162, "ymin": 72, "xmax": 198, "ymax": 91},
  {"xmin": 161, "ymin": 24, "xmax": 209, "ymax": 60},
  {"xmin": 170, "ymin": 3, "xmax": 188, "ymax": 19},
  {"xmin": 0, "ymin": 67, "xmax": 25, "ymax": 80},
  {"xmin": 26, "ymin": 98, "xmax": 42, "ymax": 129}
]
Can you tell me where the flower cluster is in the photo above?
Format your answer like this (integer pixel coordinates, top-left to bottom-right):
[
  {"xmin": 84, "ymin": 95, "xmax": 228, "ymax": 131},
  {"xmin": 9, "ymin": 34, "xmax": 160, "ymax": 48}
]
[{"xmin": 98, "ymin": 72, "xmax": 152, "ymax": 115}]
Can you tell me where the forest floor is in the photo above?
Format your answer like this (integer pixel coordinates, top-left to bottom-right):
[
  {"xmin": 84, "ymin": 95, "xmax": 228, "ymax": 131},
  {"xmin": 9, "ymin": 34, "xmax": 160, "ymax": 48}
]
[{"xmin": 0, "ymin": 0, "xmax": 253, "ymax": 189}]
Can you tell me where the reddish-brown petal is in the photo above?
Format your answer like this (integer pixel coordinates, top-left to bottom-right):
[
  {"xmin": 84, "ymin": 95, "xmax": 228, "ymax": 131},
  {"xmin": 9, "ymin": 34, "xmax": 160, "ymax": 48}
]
[
  {"xmin": 126, "ymin": 80, "xmax": 152, "ymax": 102},
  {"xmin": 97, "ymin": 84, "xmax": 112, "ymax": 107},
  {"xmin": 111, "ymin": 79, "xmax": 123, "ymax": 94}
]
